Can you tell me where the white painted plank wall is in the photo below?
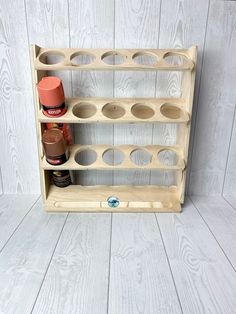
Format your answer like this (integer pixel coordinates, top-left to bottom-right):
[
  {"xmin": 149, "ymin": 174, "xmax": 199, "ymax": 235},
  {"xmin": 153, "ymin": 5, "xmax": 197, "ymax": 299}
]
[
  {"xmin": 155, "ymin": 0, "xmax": 209, "ymax": 188},
  {"xmin": 0, "ymin": 0, "xmax": 236, "ymax": 195},
  {"xmin": 25, "ymin": 0, "xmax": 71, "ymax": 95},
  {"xmin": 69, "ymin": 0, "xmax": 114, "ymax": 185},
  {"xmin": 189, "ymin": 0, "xmax": 236, "ymax": 195},
  {"xmin": 114, "ymin": 0, "xmax": 160, "ymax": 185},
  {"xmin": 0, "ymin": 0, "xmax": 40, "ymax": 193}
]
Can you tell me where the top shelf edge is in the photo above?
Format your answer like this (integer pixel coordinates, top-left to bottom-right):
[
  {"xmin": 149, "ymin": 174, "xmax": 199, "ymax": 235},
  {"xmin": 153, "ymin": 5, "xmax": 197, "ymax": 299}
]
[{"xmin": 32, "ymin": 45, "xmax": 197, "ymax": 72}]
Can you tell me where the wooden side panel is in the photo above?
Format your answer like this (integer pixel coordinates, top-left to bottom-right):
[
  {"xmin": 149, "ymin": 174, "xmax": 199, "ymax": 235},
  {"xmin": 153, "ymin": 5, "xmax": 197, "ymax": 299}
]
[
  {"xmin": 0, "ymin": 0, "xmax": 40, "ymax": 193},
  {"xmin": 69, "ymin": 0, "xmax": 114, "ymax": 185},
  {"xmin": 189, "ymin": 0, "xmax": 236, "ymax": 195},
  {"xmin": 114, "ymin": 0, "xmax": 161, "ymax": 185}
]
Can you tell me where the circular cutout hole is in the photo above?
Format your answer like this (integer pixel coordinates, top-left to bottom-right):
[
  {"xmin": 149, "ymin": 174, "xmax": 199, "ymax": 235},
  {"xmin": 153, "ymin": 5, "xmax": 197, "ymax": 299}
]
[
  {"xmin": 130, "ymin": 149, "xmax": 152, "ymax": 166},
  {"xmin": 73, "ymin": 102, "xmax": 97, "ymax": 119},
  {"xmin": 163, "ymin": 52, "xmax": 188, "ymax": 66},
  {"xmin": 75, "ymin": 149, "xmax": 97, "ymax": 166},
  {"xmin": 39, "ymin": 51, "xmax": 65, "ymax": 65},
  {"xmin": 101, "ymin": 51, "xmax": 125, "ymax": 65},
  {"xmin": 157, "ymin": 149, "xmax": 178, "ymax": 166},
  {"xmin": 131, "ymin": 103, "xmax": 155, "ymax": 119},
  {"xmin": 103, "ymin": 148, "xmax": 124, "ymax": 166},
  {"xmin": 102, "ymin": 103, "xmax": 125, "ymax": 119},
  {"xmin": 70, "ymin": 52, "xmax": 95, "ymax": 65},
  {"xmin": 160, "ymin": 103, "xmax": 181, "ymax": 119},
  {"xmin": 132, "ymin": 52, "xmax": 157, "ymax": 65}
]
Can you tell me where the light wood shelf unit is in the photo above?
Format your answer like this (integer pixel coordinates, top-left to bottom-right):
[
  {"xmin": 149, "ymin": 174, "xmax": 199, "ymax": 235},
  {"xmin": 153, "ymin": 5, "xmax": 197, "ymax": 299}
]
[
  {"xmin": 31, "ymin": 45, "xmax": 197, "ymax": 212},
  {"xmin": 37, "ymin": 98, "xmax": 190, "ymax": 124},
  {"xmin": 46, "ymin": 185, "xmax": 181, "ymax": 212},
  {"xmin": 34, "ymin": 47, "xmax": 195, "ymax": 71},
  {"xmin": 41, "ymin": 144, "xmax": 185, "ymax": 171}
]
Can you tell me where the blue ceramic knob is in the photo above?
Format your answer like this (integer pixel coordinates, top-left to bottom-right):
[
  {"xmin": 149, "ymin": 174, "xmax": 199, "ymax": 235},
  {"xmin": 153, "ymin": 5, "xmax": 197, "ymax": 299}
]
[{"xmin": 107, "ymin": 196, "xmax": 120, "ymax": 208}]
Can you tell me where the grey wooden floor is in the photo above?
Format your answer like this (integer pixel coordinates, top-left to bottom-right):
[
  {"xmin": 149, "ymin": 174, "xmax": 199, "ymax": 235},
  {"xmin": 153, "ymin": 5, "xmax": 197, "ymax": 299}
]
[{"xmin": 0, "ymin": 195, "xmax": 236, "ymax": 314}]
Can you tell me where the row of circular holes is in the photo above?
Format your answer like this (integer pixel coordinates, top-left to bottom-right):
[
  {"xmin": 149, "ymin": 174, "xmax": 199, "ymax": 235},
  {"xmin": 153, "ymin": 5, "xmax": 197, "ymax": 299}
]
[
  {"xmin": 74, "ymin": 148, "xmax": 179, "ymax": 167},
  {"xmin": 39, "ymin": 51, "xmax": 189, "ymax": 66},
  {"xmin": 73, "ymin": 102, "xmax": 182, "ymax": 120}
]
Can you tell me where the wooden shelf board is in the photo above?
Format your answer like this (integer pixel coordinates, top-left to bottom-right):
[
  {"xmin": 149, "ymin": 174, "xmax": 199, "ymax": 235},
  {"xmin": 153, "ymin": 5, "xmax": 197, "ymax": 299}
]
[
  {"xmin": 41, "ymin": 144, "xmax": 185, "ymax": 171},
  {"xmin": 34, "ymin": 47, "xmax": 195, "ymax": 71},
  {"xmin": 38, "ymin": 98, "xmax": 190, "ymax": 124},
  {"xmin": 45, "ymin": 185, "xmax": 181, "ymax": 212}
]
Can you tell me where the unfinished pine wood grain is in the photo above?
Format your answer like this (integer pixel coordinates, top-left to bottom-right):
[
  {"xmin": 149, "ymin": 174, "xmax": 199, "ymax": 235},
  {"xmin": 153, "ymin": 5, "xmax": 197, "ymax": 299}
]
[
  {"xmin": 32, "ymin": 213, "xmax": 111, "ymax": 314},
  {"xmin": 69, "ymin": 0, "xmax": 114, "ymax": 186},
  {"xmin": 114, "ymin": 0, "xmax": 161, "ymax": 186},
  {"xmin": 189, "ymin": 0, "xmax": 236, "ymax": 195},
  {"xmin": 45, "ymin": 185, "xmax": 181, "ymax": 212},
  {"xmin": 191, "ymin": 195, "xmax": 236, "ymax": 270},
  {"xmin": 108, "ymin": 213, "xmax": 181, "ymax": 314},
  {"xmin": 157, "ymin": 197, "xmax": 236, "ymax": 314},
  {"xmin": 41, "ymin": 144, "xmax": 185, "ymax": 171},
  {"xmin": 0, "ymin": 0, "xmax": 39, "ymax": 193},
  {"xmin": 0, "ymin": 195, "xmax": 39, "ymax": 251},
  {"xmin": 37, "ymin": 97, "xmax": 190, "ymax": 124},
  {"xmin": 35, "ymin": 48, "xmax": 194, "ymax": 71},
  {"xmin": 32, "ymin": 45, "xmax": 196, "ymax": 211},
  {"xmin": 0, "ymin": 198, "xmax": 67, "ymax": 314}
]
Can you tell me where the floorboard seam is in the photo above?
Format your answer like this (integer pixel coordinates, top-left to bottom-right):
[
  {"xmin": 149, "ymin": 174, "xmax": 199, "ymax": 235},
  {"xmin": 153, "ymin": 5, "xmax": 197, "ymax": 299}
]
[
  {"xmin": 222, "ymin": 195, "xmax": 236, "ymax": 212},
  {"xmin": 221, "ymin": 104, "xmax": 236, "ymax": 195},
  {"xmin": 154, "ymin": 213, "xmax": 184, "ymax": 314},
  {"xmin": 30, "ymin": 212, "xmax": 69, "ymax": 313},
  {"xmin": 189, "ymin": 196, "xmax": 236, "ymax": 273},
  {"xmin": 0, "ymin": 195, "xmax": 41, "ymax": 255},
  {"xmin": 106, "ymin": 213, "xmax": 113, "ymax": 314}
]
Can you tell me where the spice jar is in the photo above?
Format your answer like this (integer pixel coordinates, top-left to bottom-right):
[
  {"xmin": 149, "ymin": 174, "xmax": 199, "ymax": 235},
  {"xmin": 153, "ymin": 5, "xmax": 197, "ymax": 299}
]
[
  {"xmin": 42, "ymin": 128, "xmax": 71, "ymax": 187},
  {"xmin": 37, "ymin": 76, "xmax": 67, "ymax": 117},
  {"xmin": 46, "ymin": 122, "xmax": 73, "ymax": 145}
]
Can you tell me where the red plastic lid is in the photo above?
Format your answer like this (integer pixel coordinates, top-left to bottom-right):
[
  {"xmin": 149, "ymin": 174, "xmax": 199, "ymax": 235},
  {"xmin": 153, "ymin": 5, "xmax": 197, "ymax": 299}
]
[{"xmin": 37, "ymin": 76, "xmax": 65, "ymax": 107}]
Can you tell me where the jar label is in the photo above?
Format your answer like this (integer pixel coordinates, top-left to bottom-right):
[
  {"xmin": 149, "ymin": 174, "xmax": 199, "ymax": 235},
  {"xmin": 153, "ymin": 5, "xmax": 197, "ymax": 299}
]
[{"xmin": 42, "ymin": 102, "xmax": 66, "ymax": 117}]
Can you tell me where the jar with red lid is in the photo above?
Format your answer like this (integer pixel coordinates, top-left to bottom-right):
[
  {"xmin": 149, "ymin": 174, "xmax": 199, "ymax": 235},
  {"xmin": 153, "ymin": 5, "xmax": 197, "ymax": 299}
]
[{"xmin": 37, "ymin": 76, "xmax": 67, "ymax": 117}]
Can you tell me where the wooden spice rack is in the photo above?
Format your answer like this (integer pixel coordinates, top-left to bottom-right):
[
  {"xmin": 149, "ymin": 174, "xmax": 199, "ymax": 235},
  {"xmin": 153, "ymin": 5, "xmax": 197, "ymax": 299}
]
[{"xmin": 31, "ymin": 45, "xmax": 197, "ymax": 212}]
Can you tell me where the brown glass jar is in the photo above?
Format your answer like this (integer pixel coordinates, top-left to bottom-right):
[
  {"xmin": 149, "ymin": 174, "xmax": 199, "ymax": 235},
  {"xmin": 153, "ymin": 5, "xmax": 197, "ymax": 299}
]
[{"xmin": 42, "ymin": 129, "xmax": 71, "ymax": 187}]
